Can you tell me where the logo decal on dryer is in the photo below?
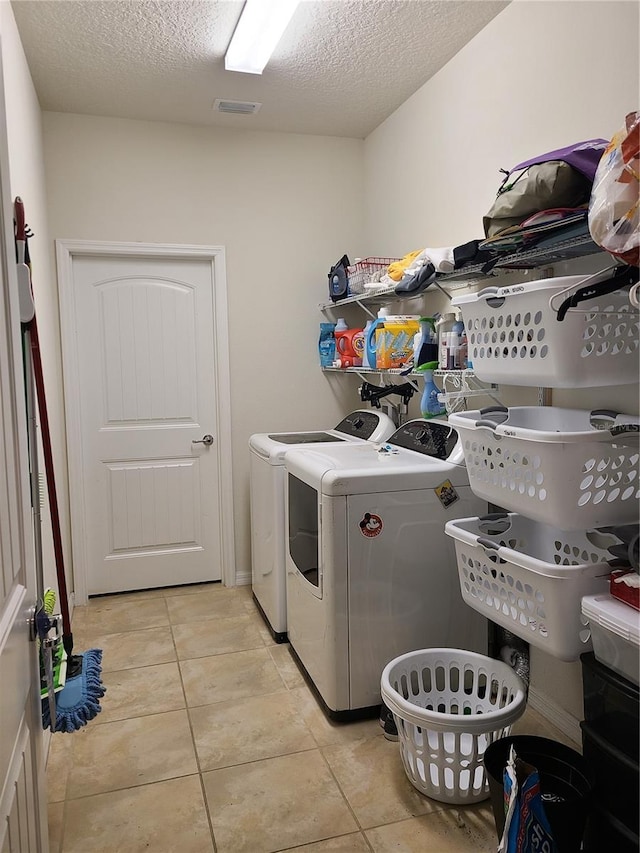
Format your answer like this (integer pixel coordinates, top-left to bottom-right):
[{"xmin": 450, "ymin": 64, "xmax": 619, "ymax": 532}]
[
  {"xmin": 435, "ymin": 479, "xmax": 459, "ymax": 508},
  {"xmin": 359, "ymin": 513, "xmax": 383, "ymax": 537}
]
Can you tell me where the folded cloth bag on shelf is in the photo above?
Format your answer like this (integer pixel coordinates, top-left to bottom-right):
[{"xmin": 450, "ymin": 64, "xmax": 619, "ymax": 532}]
[{"xmin": 483, "ymin": 139, "xmax": 608, "ymax": 238}]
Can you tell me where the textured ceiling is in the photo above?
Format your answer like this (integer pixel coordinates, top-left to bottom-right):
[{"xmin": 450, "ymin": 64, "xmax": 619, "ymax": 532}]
[{"xmin": 11, "ymin": 0, "xmax": 509, "ymax": 139}]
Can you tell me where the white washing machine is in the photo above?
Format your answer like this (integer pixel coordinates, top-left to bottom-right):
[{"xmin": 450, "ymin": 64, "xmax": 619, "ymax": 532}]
[
  {"xmin": 284, "ymin": 419, "xmax": 488, "ymax": 719},
  {"xmin": 249, "ymin": 410, "xmax": 395, "ymax": 641}
]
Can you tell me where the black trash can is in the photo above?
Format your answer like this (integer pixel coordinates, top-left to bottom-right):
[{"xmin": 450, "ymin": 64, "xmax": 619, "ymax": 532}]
[{"xmin": 483, "ymin": 735, "xmax": 595, "ymax": 853}]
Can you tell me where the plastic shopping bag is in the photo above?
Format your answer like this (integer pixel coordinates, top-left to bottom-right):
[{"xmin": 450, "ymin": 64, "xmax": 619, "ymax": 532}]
[
  {"xmin": 588, "ymin": 111, "xmax": 640, "ymax": 266},
  {"xmin": 498, "ymin": 745, "xmax": 558, "ymax": 853}
]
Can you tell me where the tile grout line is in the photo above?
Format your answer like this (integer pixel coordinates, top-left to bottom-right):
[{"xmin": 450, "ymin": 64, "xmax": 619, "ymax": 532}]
[
  {"xmin": 61, "ymin": 770, "xmax": 200, "ymax": 803},
  {"xmin": 170, "ymin": 596, "xmax": 219, "ymax": 853},
  {"xmin": 316, "ymin": 743, "xmax": 376, "ymax": 853}
]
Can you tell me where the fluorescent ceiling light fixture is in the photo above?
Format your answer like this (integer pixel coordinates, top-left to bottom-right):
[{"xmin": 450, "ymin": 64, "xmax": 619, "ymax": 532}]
[{"xmin": 225, "ymin": 0, "xmax": 300, "ymax": 75}]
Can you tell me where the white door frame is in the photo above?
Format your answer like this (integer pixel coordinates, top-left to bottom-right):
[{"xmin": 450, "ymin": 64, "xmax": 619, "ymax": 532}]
[{"xmin": 56, "ymin": 240, "xmax": 236, "ymax": 604}]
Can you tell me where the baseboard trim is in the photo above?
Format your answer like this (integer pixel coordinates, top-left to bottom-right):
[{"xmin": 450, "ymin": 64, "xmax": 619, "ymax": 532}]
[{"xmin": 528, "ymin": 686, "xmax": 582, "ymax": 747}]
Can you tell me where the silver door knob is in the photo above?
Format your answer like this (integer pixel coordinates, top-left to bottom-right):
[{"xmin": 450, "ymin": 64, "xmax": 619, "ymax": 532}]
[{"xmin": 192, "ymin": 434, "xmax": 214, "ymax": 446}]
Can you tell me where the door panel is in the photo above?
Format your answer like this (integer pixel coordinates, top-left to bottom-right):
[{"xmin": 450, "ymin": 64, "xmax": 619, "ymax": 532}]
[
  {"xmin": 70, "ymin": 254, "xmax": 223, "ymax": 594},
  {"xmin": 1, "ymin": 719, "xmax": 38, "ymax": 853},
  {"xmin": 0, "ymin": 168, "xmax": 47, "ymax": 853}
]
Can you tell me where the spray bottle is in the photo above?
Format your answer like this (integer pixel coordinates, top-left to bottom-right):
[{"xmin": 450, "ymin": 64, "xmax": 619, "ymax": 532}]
[
  {"xmin": 414, "ymin": 361, "xmax": 446, "ymax": 418},
  {"xmin": 413, "ymin": 317, "xmax": 438, "ymax": 369}
]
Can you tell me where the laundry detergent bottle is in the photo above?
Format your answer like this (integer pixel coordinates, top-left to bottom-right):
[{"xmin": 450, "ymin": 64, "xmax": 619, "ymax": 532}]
[
  {"xmin": 415, "ymin": 361, "xmax": 445, "ymax": 418},
  {"xmin": 332, "ymin": 318, "xmax": 349, "ymax": 368},
  {"xmin": 366, "ymin": 307, "xmax": 389, "ymax": 369},
  {"xmin": 361, "ymin": 319, "xmax": 373, "ymax": 368}
]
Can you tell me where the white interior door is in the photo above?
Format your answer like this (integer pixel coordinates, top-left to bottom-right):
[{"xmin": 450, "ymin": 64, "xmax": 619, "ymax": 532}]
[
  {"xmin": 0, "ymin": 124, "xmax": 47, "ymax": 853},
  {"xmin": 61, "ymin": 247, "xmax": 230, "ymax": 596}
]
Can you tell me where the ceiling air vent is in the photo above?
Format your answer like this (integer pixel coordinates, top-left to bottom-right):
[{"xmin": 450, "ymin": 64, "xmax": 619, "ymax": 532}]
[{"xmin": 213, "ymin": 99, "xmax": 262, "ymax": 115}]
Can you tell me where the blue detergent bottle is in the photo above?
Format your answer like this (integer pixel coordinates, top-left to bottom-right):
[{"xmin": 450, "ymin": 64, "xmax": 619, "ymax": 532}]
[
  {"xmin": 362, "ymin": 319, "xmax": 373, "ymax": 368},
  {"xmin": 415, "ymin": 361, "xmax": 445, "ymax": 418},
  {"xmin": 366, "ymin": 307, "xmax": 389, "ymax": 369}
]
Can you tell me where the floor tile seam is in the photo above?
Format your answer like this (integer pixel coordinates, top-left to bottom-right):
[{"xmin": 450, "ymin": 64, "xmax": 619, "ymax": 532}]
[
  {"xmin": 167, "ymin": 609, "xmax": 259, "ymax": 628},
  {"xmin": 196, "ymin": 770, "xmax": 219, "ymax": 853},
  {"xmin": 199, "ymin": 744, "xmax": 329, "ymax": 783},
  {"xmin": 47, "ymin": 746, "xmax": 73, "ymax": 806},
  {"xmin": 183, "ymin": 679, "xmax": 293, "ymax": 712},
  {"xmin": 64, "ymin": 768, "xmax": 199, "ymax": 802},
  {"xmin": 179, "ymin": 673, "xmax": 220, "ymax": 853},
  {"xmin": 272, "ymin": 831, "xmax": 372, "ymax": 853},
  {"xmin": 172, "ymin": 640, "xmax": 270, "ymax": 662},
  {"xmin": 266, "ymin": 644, "xmax": 303, "ymax": 693},
  {"xmin": 71, "ymin": 621, "xmax": 172, "ymax": 641},
  {"xmin": 57, "ymin": 795, "xmax": 69, "ymax": 853},
  {"xmin": 176, "ymin": 660, "xmax": 287, "ymax": 710},
  {"xmin": 90, "ymin": 701, "xmax": 188, "ymax": 727},
  {"xmin": 170, "ymin": 620, "xmax": 191, "ymax": 719},
  {"xmin": 195, "ymin": 743, "xmax": 319, "ymax": 775},
  {"xmin": 97, "ymin": 659, "xmax": 184, "ymax": 678},
  {"xmin": 360, "ymin": 801, "xmax": 458, "ymax": 834},
  {"xmin": 315, "ymin": 740, "xmax": 369, "ymax": 837}
]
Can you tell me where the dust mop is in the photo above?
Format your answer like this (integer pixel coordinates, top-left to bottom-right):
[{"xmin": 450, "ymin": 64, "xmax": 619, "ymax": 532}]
[{"xmin": 15, "ymin": 197, "xmax": 105, "ymax": 733}]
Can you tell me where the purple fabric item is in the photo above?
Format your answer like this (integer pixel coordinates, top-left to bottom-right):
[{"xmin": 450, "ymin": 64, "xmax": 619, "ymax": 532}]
[{"xmin": 510, "ymin": 139, "xmax": 608, "ymax": 181}]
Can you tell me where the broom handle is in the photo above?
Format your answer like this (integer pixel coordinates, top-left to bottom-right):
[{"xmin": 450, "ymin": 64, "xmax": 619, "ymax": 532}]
[{"xmin": 28, "ymin": 315, "xmax": 73, "ymax": 649}]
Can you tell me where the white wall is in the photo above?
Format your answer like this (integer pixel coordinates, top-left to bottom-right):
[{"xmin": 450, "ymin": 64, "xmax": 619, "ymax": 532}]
[
  {"xmin": 365, "ymin": 0, "xmax": 639, "ymax": 253},
  {"xmin": 363, "ymin": 0, "xmax": 639, "ymax": 728},
  {"xmin": 42, "ymin": 113, "xmax": 365, "ymax": 584},
  {"xmin": 0, "ymin": 4, "xmax": 62, "ymax": 600}
]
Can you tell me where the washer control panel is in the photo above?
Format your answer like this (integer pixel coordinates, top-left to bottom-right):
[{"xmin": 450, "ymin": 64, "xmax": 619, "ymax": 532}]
[{"xmin": 388, "ymin": 420, "xmax": 458, "ymax": 459}]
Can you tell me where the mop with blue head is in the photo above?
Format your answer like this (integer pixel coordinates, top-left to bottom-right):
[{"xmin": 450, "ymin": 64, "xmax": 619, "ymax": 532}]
[
  {"xmin": 38, "ymin": 590, "xmax": 106, "ymax": 734},
  {"xmin": 41, "ymin": 649, "xmax": 106, "ymax": 733},
  {"xmin": 15, "ymin": 197, "xmax": 106, "ymax": 733}
]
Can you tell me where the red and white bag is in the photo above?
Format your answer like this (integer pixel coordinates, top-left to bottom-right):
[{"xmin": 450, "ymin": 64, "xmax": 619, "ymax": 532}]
[{"xmin": 589, "ymin": 112, "xmax": 640, "ymax": 266}]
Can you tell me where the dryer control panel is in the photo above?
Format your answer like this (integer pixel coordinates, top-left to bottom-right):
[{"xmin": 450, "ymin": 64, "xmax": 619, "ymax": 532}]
[
  {"xmin": 334, "ymin": 410, "xmax": 387, "ymax": 439},
  {"xmin": 388, "ymin": 419, "xmax": 459, "ymax": 459}
]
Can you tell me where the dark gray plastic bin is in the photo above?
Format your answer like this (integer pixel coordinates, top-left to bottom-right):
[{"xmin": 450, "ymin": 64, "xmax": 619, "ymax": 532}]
[{"xmin": 483, "ymin": 735, "xmax": 594, "ymax": 853}]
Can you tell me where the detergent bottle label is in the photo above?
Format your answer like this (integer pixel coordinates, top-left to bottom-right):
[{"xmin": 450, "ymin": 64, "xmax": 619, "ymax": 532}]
[{"xmin": 352, "ymin": 331, "xmax": 365, "ymax": 361}]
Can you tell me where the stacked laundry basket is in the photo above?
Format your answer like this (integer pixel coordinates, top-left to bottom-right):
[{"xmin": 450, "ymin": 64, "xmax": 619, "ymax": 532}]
[{"xmin": 381, "ymin": 269, "xmax": 640, "ymax": 807}]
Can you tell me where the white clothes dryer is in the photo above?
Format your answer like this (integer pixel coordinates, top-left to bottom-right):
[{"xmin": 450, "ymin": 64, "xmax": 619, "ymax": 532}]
[
  {"xmin": 249, "ymin": 410, "xmax": 395, "ymax": 641},
  {"xmin": 284, "ymin": 419, "xmax": 488, "ymax": 720}
]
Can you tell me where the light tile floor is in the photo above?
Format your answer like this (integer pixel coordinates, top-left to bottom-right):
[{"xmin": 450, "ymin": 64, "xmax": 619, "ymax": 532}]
[{"xmin": 47, "ymin": 583, "xmax": 577, "ymax": 853}]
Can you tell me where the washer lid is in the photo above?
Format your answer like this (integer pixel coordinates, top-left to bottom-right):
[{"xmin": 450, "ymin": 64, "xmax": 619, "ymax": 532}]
[
  {"xmin": 267, "ymin": 432, "xmax": 346, "ymax": 444},
  {"xmin": 284, "ymin": 439, "xmax": 470, "ymax": 495},
  {"xmin": 248, "ymin": 410, "xmax": 395, "ymax": 464}
]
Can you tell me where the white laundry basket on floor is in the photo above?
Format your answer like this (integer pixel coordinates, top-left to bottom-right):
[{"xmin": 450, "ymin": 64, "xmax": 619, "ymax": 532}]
[{"xmin": 381, "ymin": 649, "xmax": 527, "ymax": 805}]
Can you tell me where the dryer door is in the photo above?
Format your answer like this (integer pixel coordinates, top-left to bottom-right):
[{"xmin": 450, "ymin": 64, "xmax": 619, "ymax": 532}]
[{"xmin": 287, "ymin": 473, "xmax": 322, "ymax": 598}]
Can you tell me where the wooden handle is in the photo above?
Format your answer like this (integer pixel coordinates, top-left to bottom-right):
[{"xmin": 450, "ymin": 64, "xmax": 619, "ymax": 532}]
[{"xmin": 14, "ymin": 197, "xmax": 26, "ymax": 241}]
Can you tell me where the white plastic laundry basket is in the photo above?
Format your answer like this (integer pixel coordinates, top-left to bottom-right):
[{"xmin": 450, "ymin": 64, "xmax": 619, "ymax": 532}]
[
  {"xmin": 451, "ymin": 274, "xmax": 639, "ymax": 388},
  {"xmin": 445, "ymin": 514, "xmax": 611, "ymax": 660},
  {"xmin": 381, "ymin": 648, "xmax": 526, "ymax": 805},
  {"xmin": 448, "ymin": 407, "xmax": 640, "ymax": 530}
]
